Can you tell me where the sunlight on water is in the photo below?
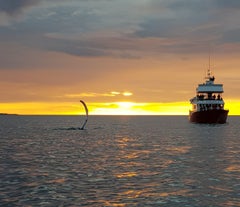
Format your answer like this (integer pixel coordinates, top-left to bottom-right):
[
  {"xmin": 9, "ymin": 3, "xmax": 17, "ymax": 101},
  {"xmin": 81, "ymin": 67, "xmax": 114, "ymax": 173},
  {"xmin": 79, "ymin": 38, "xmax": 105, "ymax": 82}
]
[
  {"xmin": 115, "ymin": 172, "xmax": 138, "ymax": 179},
  {"xmin": 0, "ymin": 115, "xmax": 240, "ymax": 206},
  {"xmin": 225, "ymin": 165, "xmax": 240, "ymax": 172},
  {"xmin": 166, "ymin": 146, "xmax": 192, "ymax": 154}
]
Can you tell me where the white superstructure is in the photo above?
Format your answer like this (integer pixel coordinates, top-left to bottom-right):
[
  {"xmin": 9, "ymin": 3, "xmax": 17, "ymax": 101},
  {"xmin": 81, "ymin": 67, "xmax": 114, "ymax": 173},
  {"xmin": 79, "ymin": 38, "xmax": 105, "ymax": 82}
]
[{"xmin": 190, "ymin": 70, "xmax": 225, "ymax": 112}]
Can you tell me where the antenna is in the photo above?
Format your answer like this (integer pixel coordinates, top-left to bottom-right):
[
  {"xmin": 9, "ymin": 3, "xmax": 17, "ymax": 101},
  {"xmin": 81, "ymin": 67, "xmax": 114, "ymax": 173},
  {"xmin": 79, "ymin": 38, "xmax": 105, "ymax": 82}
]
[
  {"xmin": 206, "ymin": 45, "xmax": 213, "ymax": 79},
  {"xmin": 208, "ymin": 50, "xmax": 210, "ymax": 71}
]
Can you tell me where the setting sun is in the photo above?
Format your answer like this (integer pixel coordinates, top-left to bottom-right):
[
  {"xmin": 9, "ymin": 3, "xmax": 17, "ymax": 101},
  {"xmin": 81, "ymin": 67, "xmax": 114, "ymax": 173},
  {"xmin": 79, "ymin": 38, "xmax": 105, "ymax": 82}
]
[
  {"xmin": 0, "ymin": 101, "xmax": 187, "ymax": 115},
  {"xmin": 0, "ymin": 100, "xmax": 239, "ymax": 115}
]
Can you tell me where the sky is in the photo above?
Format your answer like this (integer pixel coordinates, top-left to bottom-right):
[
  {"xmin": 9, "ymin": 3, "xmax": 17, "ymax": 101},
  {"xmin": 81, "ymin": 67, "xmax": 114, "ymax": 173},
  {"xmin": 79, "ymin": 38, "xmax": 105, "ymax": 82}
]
[{"xmin": 0, "ymin": 0, "xmax": 240, "ymax": 115}]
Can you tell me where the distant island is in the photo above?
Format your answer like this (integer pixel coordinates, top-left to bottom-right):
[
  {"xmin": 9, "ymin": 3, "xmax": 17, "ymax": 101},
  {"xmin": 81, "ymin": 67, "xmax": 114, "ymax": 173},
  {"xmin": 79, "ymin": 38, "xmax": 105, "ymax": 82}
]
[{"xmin": 0, "ymin": 113, "xmax": 18, "ymax": 116}]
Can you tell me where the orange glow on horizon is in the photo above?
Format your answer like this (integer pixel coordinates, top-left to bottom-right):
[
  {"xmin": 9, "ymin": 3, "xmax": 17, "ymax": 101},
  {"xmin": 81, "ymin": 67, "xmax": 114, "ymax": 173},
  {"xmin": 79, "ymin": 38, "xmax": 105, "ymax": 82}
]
[{"xmin": 0, "ymin": 100, "xmax": 239, "ymax": 115}]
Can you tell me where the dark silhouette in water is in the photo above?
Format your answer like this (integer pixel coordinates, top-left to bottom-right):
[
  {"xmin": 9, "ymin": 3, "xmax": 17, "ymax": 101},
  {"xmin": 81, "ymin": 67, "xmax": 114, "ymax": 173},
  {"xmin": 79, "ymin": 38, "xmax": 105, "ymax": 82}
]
[
  {"xmin": 54, "ymin": 127, "xmax": 86, "ymax": 131},
  {"xmin": 66, "ymin": 127, "xmax": 85, "ymax": 130},
  {"xmin": 54, "ymin": 100, "xmax": 89, "ymax": 131},
  {"xmin": 79, "ymin": 100, "xmax": 88, "ymax": 130}
]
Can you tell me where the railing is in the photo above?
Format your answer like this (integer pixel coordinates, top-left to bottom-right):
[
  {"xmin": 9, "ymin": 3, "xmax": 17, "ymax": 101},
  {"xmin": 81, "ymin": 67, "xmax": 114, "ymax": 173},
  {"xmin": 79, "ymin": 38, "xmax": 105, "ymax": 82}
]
[{"xmin": 196, "ymin": 100, "xmax": 224, "ymax": 104}]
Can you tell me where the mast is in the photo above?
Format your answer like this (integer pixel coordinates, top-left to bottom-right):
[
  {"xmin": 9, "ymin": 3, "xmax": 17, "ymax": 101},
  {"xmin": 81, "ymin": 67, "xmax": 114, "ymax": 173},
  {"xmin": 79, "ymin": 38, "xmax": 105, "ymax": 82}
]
[
  {"xmin": 206, "ymin": 45, "xmax": 214, "ymax": 80},
  {"xmin": 205, "ymin": 49, "xmax": 215, "ymax": 83}
]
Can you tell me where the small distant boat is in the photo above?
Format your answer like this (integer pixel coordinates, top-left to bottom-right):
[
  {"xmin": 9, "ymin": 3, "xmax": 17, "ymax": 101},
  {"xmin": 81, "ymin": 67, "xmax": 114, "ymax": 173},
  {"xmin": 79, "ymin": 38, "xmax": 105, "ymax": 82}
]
[{"xmin": 189, "ymin": 69, "xmax": 228, "ymax": 124}]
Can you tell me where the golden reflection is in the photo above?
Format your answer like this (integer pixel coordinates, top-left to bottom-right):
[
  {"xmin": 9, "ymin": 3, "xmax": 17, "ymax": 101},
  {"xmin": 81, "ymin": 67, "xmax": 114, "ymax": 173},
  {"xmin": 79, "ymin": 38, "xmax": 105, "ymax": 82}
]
[
  {"xmin": 47, "ymin": 178, "xmax": 66, "ymax": 184},
  {"xmin": 225, "ymin": 165, "xmax": 240, "ymax": 172},
  {"xmin": 123, "ymin": 152, "xmax": 139, "ymax": 159},
  {"xmin": 166, "ymin": 146, "xmax": 191, "ymax": 154},
  {"xmin": 132, "ymin": 189, "xmax": 191, "ymax": 198},
  {"xmin": 102, "ymin": 201, "xmax": 126, "ymax": 207},
  {"xmin": 121, "ymin": 189, "xmax": 144, "ymax": 198},
  {"xmin": 117, "ymin": 136, "xmax": 131, "ymax": 143},
  {"xmin": 115, "ymin": 172, "xmax": 137, "ymax": 179},
  {"xmin": 101, "ymin": 188, "xmax": 191, "ymax": 207},
  {"xmin": 101, "ymin": 184, "xmax": 191, "ymax": 206},
  {"xmin": 116, "ymin": 136, "xmax": 133, "ymax": 148},
  {"xmin": 122, "ymin": 150, "xmax": 150, "ymax": 159},
  {"xmin": 158, "ymin": 189, "xmax": 190, "ymax": 197},
  {"xmin": 209, "ymin": 186, "xmax": 233, "ymax": 192},
  {"xmin": 222, "ymin": 201, "xmax": 240, "ymax": 207},
  {"xmin": 161, "ymin": 159, "xmax": 175, "ymax": 168}
]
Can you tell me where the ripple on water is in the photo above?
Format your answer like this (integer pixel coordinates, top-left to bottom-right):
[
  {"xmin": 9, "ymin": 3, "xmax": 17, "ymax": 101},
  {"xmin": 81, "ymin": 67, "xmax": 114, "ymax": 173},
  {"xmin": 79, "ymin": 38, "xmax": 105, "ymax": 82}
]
[{"xmin": 0, "ymin": 115, "xmax": 240, "ymax": 206}]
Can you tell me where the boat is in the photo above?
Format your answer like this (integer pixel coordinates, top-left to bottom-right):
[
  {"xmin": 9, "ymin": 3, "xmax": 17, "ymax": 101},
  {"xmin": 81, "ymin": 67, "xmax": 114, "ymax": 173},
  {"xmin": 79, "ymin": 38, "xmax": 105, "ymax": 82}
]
[{"xmin": 189, "ymin": 69, "xmax": 228, "ymax": 124}]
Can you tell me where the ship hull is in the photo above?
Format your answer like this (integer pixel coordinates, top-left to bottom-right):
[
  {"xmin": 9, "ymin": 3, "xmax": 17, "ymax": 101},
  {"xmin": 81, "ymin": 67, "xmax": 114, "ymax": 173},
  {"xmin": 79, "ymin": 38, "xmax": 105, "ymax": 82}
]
[{"xmin": 189, "ymin": 109, "xmax": 228, "ymax": 124}]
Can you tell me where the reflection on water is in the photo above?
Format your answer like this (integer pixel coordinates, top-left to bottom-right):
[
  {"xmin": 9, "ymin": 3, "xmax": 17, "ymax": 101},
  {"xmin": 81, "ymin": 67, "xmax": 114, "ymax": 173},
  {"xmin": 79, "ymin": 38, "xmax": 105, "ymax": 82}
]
[
  {"xmin": 0, "ymin": 115, "xmax": 240, "ymax": 206},
  {"xmin": 225, "ymin": 165, "xmax": 240, "ymax": 173}
]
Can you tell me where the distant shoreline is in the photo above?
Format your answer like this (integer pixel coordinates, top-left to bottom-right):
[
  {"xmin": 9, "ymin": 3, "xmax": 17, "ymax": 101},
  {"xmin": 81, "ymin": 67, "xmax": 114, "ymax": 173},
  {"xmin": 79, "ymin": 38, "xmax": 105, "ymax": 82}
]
[{"xmin": 0, "ymin": 113, "xmax": 18, "ymax": 116}]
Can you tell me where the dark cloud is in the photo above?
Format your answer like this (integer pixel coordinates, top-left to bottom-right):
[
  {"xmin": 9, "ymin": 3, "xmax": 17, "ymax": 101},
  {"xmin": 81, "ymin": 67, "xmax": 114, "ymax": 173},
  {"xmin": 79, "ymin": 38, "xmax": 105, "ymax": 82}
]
[
  {"xmin": 8, "ymin": 6, "xmax": 99, "ymax": 33},
  {"xmin": 46, "ymin": 38, "xmax": 108, "ymax": 57},
  {"xmin": 0, "ymin": 0, "xmax": 39, "ymax": 15},
  {"xmin": 213, "ymin": 0, "xmax": 240, "ymax": 9},
  {"xmin": 135, "ymin": 1, "xmax": 211, "ymax": 39},
  {"xmin": 135, "ymin": 0, "xmax": 240, "ymax": 47},
  {"xmin": 152, "ymin": 0, "xmax": 240, "ymax": 11},
  {"xmin": 165, "ymin": 0, "xmax": 209, "ymax": 11},
  {"xmin": 1, "ymin": 0, "xmax": 240, "ymax": 62},
  {"xmin": 135, "ymin": 19, "xmax": 187, "ymax": 38},
  {"xmin": 221, "ymin": 28, "xmax": 240, "ymax": 43},
  {"xmin": 36, "ymin": 35, "xmax": 140, "ymax": 58}
]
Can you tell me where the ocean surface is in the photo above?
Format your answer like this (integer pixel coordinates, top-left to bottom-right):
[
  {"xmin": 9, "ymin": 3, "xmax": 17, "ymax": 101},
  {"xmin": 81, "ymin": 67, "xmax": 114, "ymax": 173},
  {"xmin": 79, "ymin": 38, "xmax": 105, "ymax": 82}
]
[{"xmin": 0, "ymin": 115, "xmax": 240, "ymax": 207}]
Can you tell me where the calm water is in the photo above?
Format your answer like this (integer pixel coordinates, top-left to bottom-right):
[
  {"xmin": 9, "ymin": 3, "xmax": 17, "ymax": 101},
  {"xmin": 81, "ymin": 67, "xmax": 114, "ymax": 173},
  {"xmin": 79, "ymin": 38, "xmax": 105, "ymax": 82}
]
[{"xmin": 0, "ymin": 115, "xmax": 240, "ymax": 207}]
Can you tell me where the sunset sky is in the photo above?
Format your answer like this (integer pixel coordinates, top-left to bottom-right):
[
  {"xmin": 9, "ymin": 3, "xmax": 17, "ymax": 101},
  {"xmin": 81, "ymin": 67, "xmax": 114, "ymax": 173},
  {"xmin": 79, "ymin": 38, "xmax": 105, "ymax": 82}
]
[{"xmin": 0, "ymin": 0, "xmax": 240, "ymax": 115}]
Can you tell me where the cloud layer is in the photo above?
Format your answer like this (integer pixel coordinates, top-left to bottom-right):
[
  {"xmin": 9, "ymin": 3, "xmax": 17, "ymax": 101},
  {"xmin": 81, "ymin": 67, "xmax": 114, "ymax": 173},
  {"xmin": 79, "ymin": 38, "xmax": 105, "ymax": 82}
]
[
  {"xmin": 0, "ymin": 0, "xmax": 38, "ymax": 15},
  {"xmin": 1, "ymin": 0, "xmax": 240, "ymax": 106},
  {"xmin": 1, "ymin": 0, "xmax": 240, "ymax": 63}
]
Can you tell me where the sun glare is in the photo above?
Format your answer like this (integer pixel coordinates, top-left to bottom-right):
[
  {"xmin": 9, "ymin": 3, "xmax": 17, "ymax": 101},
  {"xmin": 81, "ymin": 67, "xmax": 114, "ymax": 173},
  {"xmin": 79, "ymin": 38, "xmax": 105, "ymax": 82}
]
[
  {"xmin": 225, "ymin": 100, "xmax": 240, "ymax": 115},
  {"xmin": 92, "ymin": 102, "xmax": 146, "ymax": 115},
  {"xmin": 90, "ymin": 102, "xmax": 190, "ymax": 115},
  {"xmin": 0, "ymin": 100, "xmax": 239, "ymax": 115},
  {"xmin": 117, "ymin": 102, "xmax": 135, "ymax": 108}
]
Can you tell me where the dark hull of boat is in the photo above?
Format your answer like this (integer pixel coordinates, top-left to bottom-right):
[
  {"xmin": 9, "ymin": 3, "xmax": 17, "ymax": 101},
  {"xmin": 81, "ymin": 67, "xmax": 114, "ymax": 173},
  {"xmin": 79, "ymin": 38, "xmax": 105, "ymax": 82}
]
[{"xmin": 189, "ymin": 109, "xmax": 228, "ymax": 124}]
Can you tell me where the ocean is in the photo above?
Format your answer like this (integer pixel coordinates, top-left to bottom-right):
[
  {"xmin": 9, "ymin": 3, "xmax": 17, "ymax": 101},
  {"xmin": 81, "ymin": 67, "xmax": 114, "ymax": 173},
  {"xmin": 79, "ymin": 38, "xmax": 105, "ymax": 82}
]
[{"xmin": 0, "ymin": 115, "xmax": 240, "ymax": 207}]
